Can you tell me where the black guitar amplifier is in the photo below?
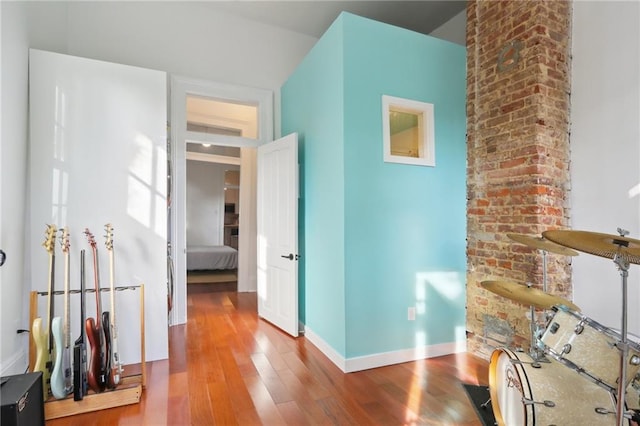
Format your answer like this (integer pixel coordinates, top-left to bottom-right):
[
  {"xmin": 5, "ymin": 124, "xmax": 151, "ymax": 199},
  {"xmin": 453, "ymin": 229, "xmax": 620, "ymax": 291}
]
[{"xmin": 0, "ymin": 372, "xmax": 45, "ymax": 426}]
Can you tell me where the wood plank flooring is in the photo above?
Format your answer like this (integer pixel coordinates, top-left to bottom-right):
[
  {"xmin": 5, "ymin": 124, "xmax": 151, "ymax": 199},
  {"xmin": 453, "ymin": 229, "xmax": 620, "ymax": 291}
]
[{"xmin": 47, "ymin": 287, "xmax": 489, "ymax": 425}]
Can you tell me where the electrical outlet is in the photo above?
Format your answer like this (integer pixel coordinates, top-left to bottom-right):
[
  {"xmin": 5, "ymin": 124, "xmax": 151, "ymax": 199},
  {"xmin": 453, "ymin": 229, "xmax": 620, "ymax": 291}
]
[{"xmin": 408, "ymin": 307, "xmax": 416, "ymax": 321}]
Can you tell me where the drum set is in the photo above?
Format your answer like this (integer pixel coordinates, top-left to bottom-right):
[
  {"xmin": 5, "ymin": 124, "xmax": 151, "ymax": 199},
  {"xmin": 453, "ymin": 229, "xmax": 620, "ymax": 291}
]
[{"xmin": 482, "ymin": 229, "xmax": 640, "ymax": 426}]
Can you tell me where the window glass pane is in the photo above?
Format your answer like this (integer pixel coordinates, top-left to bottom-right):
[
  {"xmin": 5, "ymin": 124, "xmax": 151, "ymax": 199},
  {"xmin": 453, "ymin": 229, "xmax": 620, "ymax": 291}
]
[{"xmin": 390, "ymin": 109, "xmax": 421, "ymax": 158}]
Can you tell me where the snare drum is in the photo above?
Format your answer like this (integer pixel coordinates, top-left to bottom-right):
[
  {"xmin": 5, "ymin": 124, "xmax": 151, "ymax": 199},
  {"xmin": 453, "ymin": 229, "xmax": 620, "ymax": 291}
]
[
  {"xmin": 489, "ymin": 347, "xmax": 622, "ymax": 425},
  {"xmin": 541, "ymin": 306, "xmax": 640, "ymax": 390}
]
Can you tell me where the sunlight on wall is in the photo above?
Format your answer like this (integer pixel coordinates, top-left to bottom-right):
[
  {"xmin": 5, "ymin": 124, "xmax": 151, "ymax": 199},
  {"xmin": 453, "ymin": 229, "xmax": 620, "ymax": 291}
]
[
  {"xmin": 51, "ymin": 168, "xmax": 68, "ymax": 225},
  {"xmin": 154, "ymin": 146, "xmax": 166, "ymax": 238},
  {"xmin": 415, "ymin": 271, "xmax": 464, "ymax": 306},
  {"xmin": 127, "ymin": 132, "xmax": 165, "ymax": 237},
  {"xmin": 628, "ymin": 182, "xmax": 640, "ymax": 198},
  {"xmin": 52, "ymin": 86, "xmax": 68, "ymax": 225}
]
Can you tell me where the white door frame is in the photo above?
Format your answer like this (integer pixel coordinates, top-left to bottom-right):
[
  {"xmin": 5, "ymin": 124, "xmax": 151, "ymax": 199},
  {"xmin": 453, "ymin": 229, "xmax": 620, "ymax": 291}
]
[{"xmin": 169, "ymin": 76, "xmax": 273, "ymax": 325}]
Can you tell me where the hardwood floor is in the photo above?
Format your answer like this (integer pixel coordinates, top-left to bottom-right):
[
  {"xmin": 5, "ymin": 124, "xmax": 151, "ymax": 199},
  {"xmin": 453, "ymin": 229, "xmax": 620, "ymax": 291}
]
[{"xmin": 47, "ymin": 287, "xmax": 489, "ymax": 425}]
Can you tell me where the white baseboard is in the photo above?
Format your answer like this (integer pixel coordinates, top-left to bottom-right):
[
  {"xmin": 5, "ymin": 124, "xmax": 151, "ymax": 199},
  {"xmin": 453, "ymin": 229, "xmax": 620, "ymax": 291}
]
[
  {"xmin": 304, "ymin": 326, "xmax": 467, "ymax": 373},
  {"xmin": 303, "ymin": 327, "xmax": 347, "ymax": 371},
  {"xmin": 0, "ymin": 347, "xmax": 28, "ymax": 376}
]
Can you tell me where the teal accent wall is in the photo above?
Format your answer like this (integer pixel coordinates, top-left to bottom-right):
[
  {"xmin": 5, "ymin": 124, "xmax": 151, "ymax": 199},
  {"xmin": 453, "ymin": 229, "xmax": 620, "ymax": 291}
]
[
  {"xmin": 281, "ymin": 18, "xmax": 347, "ymax": 354},
  {"xmin": 282, "ymin": 12, "xmax": 466, "ymax": 360}
]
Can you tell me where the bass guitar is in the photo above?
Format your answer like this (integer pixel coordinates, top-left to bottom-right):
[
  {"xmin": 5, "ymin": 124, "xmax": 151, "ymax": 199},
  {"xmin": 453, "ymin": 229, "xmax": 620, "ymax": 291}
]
[
  {"xmin": 84, "ymin": 229, "xmax": 106, "ymax": 393},
  {"xmin": 51, "ymin": 227, "xmax": 73, "ymax": 399},
  {"xmin": 73, "ymin": 249, "xmax": 88, "ymax": 400},
  {"xmin": 32, "ymin": 224, "xmax": 57, "ymax": 400},
  {"xmin": 104, "ymin": 223, "xmax": 122, "ymax": 388}
]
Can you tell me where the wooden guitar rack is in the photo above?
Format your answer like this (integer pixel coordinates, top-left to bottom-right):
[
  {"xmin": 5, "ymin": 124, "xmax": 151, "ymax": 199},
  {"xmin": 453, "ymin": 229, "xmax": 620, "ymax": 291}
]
[{"xmin": 28, "ymin": 284, "xmax": 146, "ymax": 420}]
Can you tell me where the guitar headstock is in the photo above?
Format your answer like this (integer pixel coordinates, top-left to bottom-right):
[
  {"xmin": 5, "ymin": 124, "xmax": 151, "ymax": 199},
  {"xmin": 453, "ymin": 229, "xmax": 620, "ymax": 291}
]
[
  {"xmin": 43, "ymin": 224, "xmax": 57, "ymax": 254},
  {"xmin": 59, "ymin": 227, "xmax": 70, "ymax": 253},
  {"xmin": 104, "ymin": 223, "xmax": 114, "ymax": 251},
  {"xmin": 84, "ymin": 228, "xmax": 97, "ymax": 248}
]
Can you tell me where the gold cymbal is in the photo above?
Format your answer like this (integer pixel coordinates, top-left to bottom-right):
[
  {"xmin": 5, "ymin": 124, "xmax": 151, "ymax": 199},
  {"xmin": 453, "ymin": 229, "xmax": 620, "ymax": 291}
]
[
  {"xmin": 507, "ymin": 233, "xmax": 579, "ymax": 256},
  {"xmin": 543, "ymin": 230, "xmax": 640, "ymax": 265},
  {"xmin": 480, "ymin": 280, "xmax": 580, "ymax": 311}
]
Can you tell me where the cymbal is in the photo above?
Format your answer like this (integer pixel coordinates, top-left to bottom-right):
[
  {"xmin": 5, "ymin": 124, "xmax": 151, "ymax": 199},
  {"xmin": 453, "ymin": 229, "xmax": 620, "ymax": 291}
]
[
  {"xmin": 543, "ymin": 230, "xmax": 640, "ymax": 265},
  {"xmin": 481, "ymin": 280, "xmax": 580, "ymax": 311},
  {"xmin": 507, "ymin": 233, "xmax": 579, "ymax": 256}
]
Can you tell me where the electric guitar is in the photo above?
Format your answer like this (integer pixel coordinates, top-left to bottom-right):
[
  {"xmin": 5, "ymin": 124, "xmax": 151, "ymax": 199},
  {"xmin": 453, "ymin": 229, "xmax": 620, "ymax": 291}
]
[
  {"xmin": 51, "ymin": 227, "xmax": 73, "ymax": 399},
  {"xmin": 104, "ymin": 223, "xmax": 122, "ymax": 388},
  {"xmin": 73, "ymin": 249, "xmax": 88, "ymax": 401},
  {"xmin": 84, "ymin": 229, "xmax": 106, "ymax": 393},
  {"xmin": 32, "ymin": 224, "xmax": 57, "ymax": 400}
]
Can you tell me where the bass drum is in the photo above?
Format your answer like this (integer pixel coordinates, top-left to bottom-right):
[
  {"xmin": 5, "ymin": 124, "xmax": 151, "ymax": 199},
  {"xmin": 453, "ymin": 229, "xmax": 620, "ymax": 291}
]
[{"xmin": 489, "ymin": 347, "xmax": 623, "ymax": 426}]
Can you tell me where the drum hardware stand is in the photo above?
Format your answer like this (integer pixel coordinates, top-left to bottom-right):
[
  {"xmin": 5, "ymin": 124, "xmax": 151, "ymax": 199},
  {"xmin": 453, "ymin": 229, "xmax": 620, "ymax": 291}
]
[
  {"xmin": 613, "ymin": 249, "xmax": 631, "ymax": 426},
  {"xmin": 527, "ymin": 282, "xmax": 550, "ymax": 364}
]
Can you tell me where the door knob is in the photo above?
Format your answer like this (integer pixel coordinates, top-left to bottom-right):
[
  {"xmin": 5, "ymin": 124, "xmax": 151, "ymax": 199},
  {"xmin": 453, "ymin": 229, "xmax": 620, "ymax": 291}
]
[
  {"xmin": 0, "ymin": 249, "xmax": 5, "ymax": 267},
  {"xmin": 281, "ymin": 253, "xmax": 294, "ymax": 260}
]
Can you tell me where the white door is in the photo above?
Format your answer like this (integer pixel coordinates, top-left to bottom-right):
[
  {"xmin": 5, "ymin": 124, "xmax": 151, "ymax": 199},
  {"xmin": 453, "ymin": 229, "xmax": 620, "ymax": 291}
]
[{"xmin": 257, "ymin": 133, "xmax": 299, "ymax": 337}]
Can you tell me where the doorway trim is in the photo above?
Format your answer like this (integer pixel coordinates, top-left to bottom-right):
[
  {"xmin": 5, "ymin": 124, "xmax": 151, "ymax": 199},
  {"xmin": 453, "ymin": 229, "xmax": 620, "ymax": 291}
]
[{"xmin": 169, "ymin": 75, "xmax": 273, "ymax": 325}]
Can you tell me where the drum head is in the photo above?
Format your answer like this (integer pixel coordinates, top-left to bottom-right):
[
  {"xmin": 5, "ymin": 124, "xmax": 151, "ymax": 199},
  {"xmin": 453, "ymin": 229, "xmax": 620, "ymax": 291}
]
[{"xmin": 489, "ymin": 348, "xmax": 527, "ymax": 426}]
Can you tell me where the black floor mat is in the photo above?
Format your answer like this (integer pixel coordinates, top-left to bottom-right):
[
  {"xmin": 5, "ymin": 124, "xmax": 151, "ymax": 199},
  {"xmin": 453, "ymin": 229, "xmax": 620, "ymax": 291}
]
[{"xmin": 463, "ymin": 384, "xmax": 496, "ymax": 426}]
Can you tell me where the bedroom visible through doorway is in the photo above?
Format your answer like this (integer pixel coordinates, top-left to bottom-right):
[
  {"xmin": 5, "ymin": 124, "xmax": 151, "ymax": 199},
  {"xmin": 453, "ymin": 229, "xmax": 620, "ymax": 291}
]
[{"xmin": 186, "ymin": 146, "xmax": 241, "ymax": 292}]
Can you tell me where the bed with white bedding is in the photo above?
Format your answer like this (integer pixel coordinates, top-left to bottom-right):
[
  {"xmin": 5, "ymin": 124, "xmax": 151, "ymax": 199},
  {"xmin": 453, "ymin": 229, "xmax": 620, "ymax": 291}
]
[{"xmin": 186, "ymin": 245, "xmax": 238, "ymax": 271}]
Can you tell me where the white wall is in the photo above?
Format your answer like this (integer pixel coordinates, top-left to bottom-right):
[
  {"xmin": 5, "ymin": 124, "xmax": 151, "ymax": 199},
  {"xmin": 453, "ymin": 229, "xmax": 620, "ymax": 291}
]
[
  {"xmin": 1, "ymin": 2, "xmax": 30, "ymax": 376},
  {"xmin": 62, "ymin": 2, "xmax": 318, "ymax": 139},
  {"xmin": 1, "ymin": 1, "xmax": 317, "ymax": 369},
  {"xmin": 571, "ymin": 1, "xmax": 640, "ymax": 335},
  {"xmin": 1, "ymin": 1, "xmax": 70, "ymax": 375},
  {"xmin": 30, "ymin": 49, "xmax": 167, "ymax": 366}
]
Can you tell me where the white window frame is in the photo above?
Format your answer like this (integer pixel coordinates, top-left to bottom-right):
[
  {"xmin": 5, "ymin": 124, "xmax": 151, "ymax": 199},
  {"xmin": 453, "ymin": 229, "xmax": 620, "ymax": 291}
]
[{"xmin": 382, "ymin": 95, "xmax": 435, "ymax": 167}]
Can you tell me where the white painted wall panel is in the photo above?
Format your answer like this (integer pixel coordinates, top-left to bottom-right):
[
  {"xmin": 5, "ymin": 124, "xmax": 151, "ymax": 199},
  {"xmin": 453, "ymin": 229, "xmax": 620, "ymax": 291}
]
[
  {"xmin": 29, "ymin": 49, "xmax": 167, "ymax": 364},
  {"xmin": 571, "ymin": 2, "xmax": 640, "ymax": 335}
]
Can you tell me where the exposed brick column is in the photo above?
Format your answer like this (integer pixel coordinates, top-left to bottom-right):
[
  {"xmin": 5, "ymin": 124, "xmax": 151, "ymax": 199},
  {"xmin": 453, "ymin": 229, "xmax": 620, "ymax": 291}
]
[{"xmin": 466, "ymin": 0, "xmax": 572, "ymax": 359}]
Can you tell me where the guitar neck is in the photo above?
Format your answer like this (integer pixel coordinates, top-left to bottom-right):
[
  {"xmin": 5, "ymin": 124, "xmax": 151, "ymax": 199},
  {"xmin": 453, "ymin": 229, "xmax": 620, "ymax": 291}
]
[
  {"xmin": 109, "ymin": 249, "xmax": 116, "ymax": 328},
  {"xmin": 47, "ymin": 251, "xmax": 55, "ymax": 353},
  {"xmin": 63, "ymin": 250, "xmax": 71, "ymax": 348},
  {"xmin": 91, "ymin": 246, "xmax": 102, "ymax": 328},
  {"xmin": 79, "ymin": 250, "xmax": 86, "ymax": 339}
]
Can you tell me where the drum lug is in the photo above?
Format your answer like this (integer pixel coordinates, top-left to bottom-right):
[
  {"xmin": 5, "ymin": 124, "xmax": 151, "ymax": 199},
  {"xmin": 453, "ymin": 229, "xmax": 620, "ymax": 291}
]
[
  {"xmin": 548, "ymin": 322, "xmax": 560, "ymax": 334},
  {"xmin": 510, "ymin": 359, "xmax": 543, "ymax": 368},
  {"xmin": 630, "ymin": 354, "xmax": 640, "ymax": 366},
  {"xmin": 561, "ymin": 343, "xmax": 572, "ymax": 355},
  {"xmin": 574, "ymin": 323, "xmax": 584, "ymax": 334},
  {"xmin": 522, "ymin": 398, "xmax": 556, "ymax": 408}
]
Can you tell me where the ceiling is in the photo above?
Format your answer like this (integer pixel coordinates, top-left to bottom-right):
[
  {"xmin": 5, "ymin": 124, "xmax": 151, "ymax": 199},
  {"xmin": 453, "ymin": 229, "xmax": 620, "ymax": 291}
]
[{"xmin": 203, "ymin": 1, "xmax": 467, "ymax": 39}]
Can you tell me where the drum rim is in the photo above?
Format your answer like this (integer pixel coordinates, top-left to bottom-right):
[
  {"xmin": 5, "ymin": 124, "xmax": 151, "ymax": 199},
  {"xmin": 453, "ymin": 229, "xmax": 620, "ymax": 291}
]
[{"xmin": 489, "ymin": 348, "xmax": 533, "ymax": 426}]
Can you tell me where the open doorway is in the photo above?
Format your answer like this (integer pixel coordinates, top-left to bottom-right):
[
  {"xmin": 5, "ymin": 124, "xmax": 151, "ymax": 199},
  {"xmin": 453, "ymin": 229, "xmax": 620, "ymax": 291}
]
[
  {"xmin": 185, "ymin": 145, "xmax": 241, "ymax": 292},
  {"xmin": 169, "ymin": 76, "xmax": 273, "ymax": 326}
]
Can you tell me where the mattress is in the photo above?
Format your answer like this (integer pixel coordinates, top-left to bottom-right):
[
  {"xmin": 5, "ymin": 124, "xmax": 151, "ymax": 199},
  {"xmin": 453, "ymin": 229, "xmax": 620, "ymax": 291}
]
[{"xmin": 186, "ymin": 245, "xmax": 238, "ymax": 271}]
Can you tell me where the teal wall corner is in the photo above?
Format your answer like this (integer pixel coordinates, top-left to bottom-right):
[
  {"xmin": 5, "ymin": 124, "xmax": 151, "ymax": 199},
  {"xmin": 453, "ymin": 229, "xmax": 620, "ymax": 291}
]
[{"xmin": 282, "ymin": 11, "xmax": 467, "ymax": 362}]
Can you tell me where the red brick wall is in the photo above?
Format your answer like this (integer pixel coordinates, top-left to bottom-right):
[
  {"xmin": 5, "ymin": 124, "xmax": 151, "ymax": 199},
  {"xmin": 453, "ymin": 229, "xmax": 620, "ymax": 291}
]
[{"xmin": 466, "ymin": 0, "xmax": 573, "ymax": 358}]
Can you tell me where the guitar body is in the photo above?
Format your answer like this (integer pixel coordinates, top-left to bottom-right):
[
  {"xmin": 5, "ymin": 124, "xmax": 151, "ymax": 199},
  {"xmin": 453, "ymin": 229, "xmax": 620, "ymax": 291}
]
[
  {"xmin": 102, "ymin": 311, "xmax": 114, "ymax": 389},
  {"xmin": 107, "ymin": 321, "xmax": 121, "ymax": 388},
  {"xmin": 31, "ymin": 317, "xmax": 50, "ymax": 401},
  {"xmin": 73, "ymin": 340, "xmax": 87, "ymax": 401},
  {"xmin": 74, "ymin": 249, "xmax": 88, "ymax": 401},
  {"xmin": 85, "ymin": 317, "xmax": 105, "ymax": 393},
  {"xmin": 50, "ymin": 316, "xmax": 66, "ymax": 399}
]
